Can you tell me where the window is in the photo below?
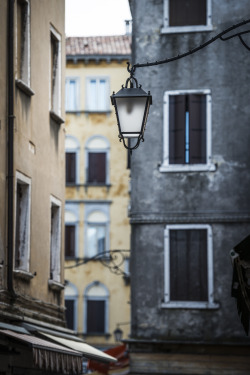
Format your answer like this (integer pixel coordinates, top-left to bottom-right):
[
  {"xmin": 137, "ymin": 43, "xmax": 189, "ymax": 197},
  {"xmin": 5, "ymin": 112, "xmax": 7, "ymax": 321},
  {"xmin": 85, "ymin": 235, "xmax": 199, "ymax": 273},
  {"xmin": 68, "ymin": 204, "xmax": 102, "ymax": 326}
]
[
  {"xmin": 162, "ymin": 0, "xmax": 212, "ymax": 33},
  {"xmin": 50, "ymin": 25, "xmax": 61, "ymax": 116},
  {"xmin": 86, "ymin": 77, "xmax": 109, "ymax": 111},
  {"xmin": 160, "ymin": 90, "xmax": 215, "ymax": 172},
  {"xmin": 64, "ymin": 206, "xmax": 79, "ymax": 259},
  {"xmin": 65, "ymin": 77, "xmax": 80, "ymax": 111},
  {"xmin": 86, "ymin": 211, "xmax": 108, "ymax": 258},
  {"xmin": 86, "ymin": 136, "xmax": 109, "ymax": 185},
  {"xmin": 16, "ymin": 0, "xmax": 30, "ymax": 85},
  {"xmin": 50, "ymin": 196, "xmax": 61, "ymax": 282},
  {"xmin": 65, "ymin": 136, "xmax": 80, "ymax": 184},
  {"xmin": 65, "ymin": 282, "xmax": 78, "ymax": 331},
  {"xmin": 15, "ymin": 172, "xmax": 31, "ymax": 272},
  {"xmin": 84, "ymin": 282, "xmax": 109, "ymax": 335},
  {"xmin": 163, "ymin": 224, "xmax": 218, "ymax": 309}
]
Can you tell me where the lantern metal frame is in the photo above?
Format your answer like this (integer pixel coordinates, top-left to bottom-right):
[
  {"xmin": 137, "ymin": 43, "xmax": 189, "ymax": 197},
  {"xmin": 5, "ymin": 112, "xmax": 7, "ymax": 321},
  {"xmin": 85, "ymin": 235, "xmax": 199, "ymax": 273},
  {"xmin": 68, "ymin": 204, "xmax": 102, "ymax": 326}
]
[{"xmin": 111, "ymin": 74, "xmax": 152, "ymax": 153}]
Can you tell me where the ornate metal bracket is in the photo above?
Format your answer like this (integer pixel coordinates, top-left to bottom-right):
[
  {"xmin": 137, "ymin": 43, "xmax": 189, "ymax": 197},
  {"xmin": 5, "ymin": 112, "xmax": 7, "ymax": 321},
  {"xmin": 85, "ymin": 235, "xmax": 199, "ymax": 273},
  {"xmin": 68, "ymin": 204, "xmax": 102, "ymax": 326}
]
[
  {"xmin": 127, "ymin": 18, "xmax": 250, "ymax": 76},
  {"xmin": 64, "ymin": 250, "xmax": 130, "ymax": 277}
]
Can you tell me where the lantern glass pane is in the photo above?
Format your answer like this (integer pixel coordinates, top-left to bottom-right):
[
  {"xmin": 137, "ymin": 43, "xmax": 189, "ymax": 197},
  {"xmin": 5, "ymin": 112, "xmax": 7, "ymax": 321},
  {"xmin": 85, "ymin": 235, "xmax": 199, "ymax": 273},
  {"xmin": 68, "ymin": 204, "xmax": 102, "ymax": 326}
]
[{"xmin": 116, "ymin": 97, "xmax": 148, "ymax": 138}]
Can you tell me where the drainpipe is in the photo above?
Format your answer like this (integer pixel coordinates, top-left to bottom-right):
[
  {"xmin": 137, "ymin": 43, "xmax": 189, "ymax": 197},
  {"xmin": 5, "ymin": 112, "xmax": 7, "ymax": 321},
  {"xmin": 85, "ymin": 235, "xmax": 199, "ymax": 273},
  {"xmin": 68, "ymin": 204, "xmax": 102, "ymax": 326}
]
[{"xmin": 7, "ymin": 0, "xmax": 15, "ymax": 296}]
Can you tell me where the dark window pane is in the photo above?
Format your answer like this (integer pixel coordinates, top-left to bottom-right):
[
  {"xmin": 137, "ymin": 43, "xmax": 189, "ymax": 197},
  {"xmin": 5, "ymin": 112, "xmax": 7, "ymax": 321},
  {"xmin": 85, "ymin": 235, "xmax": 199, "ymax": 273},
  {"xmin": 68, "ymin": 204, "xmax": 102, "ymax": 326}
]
[
  {"xmin": 87, "ymin": 300, "xmax": 105, "ymax": 333},
  {"xmin": 189, "ymin": 94, "xmax": 206, "ymax": 164},
  {"xmin": 170, "ymin": 229, "xmax": 208, "ymax": 301},
  {"xmin": 88, "ymin": 152, "xmax": 106, "ymax": 183},
  {"xmin": 66, "ymin": 152, "xmax": 76, "ymax": 183},
  {"xmin": 15, "ymin": 183, "xmax": 22, "ymax": 268},
  {"xmin": 65, "ymin": 299, "xmax": 75, "ymax": 330},
  {"xmin": 65, "ymin": 225, "xmax": 75, "ymax": 258},
  {"xmin": 169, "ymin": 95, "xmax": 186, "ymax": 164},
  {"xmin": 169, "ymin": 0, "xmax": 207, "ymax": 27}
]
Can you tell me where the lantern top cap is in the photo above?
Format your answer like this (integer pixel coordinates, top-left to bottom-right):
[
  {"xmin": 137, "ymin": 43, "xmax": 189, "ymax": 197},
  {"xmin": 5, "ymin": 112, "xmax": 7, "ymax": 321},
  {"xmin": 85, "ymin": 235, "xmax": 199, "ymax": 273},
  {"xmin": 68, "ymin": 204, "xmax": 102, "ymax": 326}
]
[{"xmin": 111, "ymin": 86, "xmax": 152, "ymax": 104}]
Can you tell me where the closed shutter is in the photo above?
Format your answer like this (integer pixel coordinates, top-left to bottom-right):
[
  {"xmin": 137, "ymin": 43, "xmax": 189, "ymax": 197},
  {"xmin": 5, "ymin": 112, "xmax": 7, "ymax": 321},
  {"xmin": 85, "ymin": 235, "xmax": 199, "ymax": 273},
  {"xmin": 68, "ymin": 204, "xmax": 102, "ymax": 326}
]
[
  {"xmin": 87, "ymin": 300, "xmax": 105, "ymax": 333},
  {"xmin": 65, "ymin": 299, "xmax": 75, "ymax": 330},
  {"xmin": 88, "ymin": 152, "xmax": 106, "ymax": 183},
  {"xmin": 170, "ymin": 229, "xmax": 208, "ymax": 301},
  {"xmin": 169, "ymin": 0, "xmax": 207, "ymax": 27},
  {"xmin": 169, "ymin": 95, "xmax": 185, "ymax": 164},
  {"xmin": 65, "ymin": 225, "xmax": 75, "ymax": 258},
  {"xmin": 189, "ymin": 94, "xmax": 206, "ymax": 164},
  {"xmin": 66, "ymin": 152, "xmax": 76, "ymax": 183}
]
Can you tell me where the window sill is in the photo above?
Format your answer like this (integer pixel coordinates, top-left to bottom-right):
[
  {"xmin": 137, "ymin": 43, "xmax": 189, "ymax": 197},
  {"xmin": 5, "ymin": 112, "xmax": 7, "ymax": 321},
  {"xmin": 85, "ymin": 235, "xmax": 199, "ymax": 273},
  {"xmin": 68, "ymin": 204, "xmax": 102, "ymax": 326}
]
[
  {"xmin": 14, "ymin": 269, "xmax": 34, "ymax": 281},
  {"xmin": 161, "ymin": 301, "xmax": 219, "ymax": 309},
  {"xmin": 50, "ymin": 110, "xmax": 65, "ymax": 125},
  {"xmin": 84, "ymin": 183, "xmax": 111, "ymax": 193},
  {"xmin": 16, "ymin": 79, "xmax": 35, "ymax": 97},
  {"xmin": 159, "ymin": 162, "xmax": 216, "ymax": 173},
  {"xmin": 83, "ymin": 333, "xmax": 111, "ymax": 338},
  {"xmin": 84, "ymin": 110, "xmax": 112, "ymax": 114},
  {"xmin": 48, "ymin": 279, "xmax": 65, "ymax": 291},
  {"xmin": 161, "ymin": 25, "xmax": 214, "ymax": 34}
]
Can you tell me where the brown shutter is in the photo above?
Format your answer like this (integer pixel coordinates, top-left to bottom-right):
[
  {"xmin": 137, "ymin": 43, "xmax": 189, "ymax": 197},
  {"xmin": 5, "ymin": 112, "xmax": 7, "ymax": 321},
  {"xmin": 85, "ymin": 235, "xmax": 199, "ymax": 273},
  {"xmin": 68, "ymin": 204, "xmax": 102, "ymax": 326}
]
[
  {"xmin": 170, "ymin": 229, "xmax": 208, "ymax": 302},
  {"xmin": 66, "ymin": 152, "xmax": 76, "ymax": 183},
  {"xmin": 65, "ymin": 299, "xmax": 75, "ymax": 330},
  {"xmin": 87, "ymin": 300, "xmax": 105, "ymax": 333},
  {"xmin": 169, "ymin": 95, "xmax": 186, "ymax": 164},
  {"xmin": 65, "ymin": 225, "xmax": 75, "ymax": 258},
  {"xmin": 189, "ymin": 94, "xmax": 206, "ymax": 164},
  {"xmin": 169, "ymin": 0, "xmax": 207, "ymax": 27},
  {"xmin": 88, "ymin": 152, "xmax": 106, "ymax": 183}
]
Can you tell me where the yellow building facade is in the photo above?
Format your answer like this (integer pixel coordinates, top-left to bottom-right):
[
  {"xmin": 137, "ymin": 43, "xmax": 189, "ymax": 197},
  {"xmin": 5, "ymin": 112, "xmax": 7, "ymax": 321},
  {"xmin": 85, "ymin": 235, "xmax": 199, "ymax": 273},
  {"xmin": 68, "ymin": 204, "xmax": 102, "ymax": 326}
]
[{"xmin": 65, "ymin": 35, "xmax": 131, "ymax": 349}]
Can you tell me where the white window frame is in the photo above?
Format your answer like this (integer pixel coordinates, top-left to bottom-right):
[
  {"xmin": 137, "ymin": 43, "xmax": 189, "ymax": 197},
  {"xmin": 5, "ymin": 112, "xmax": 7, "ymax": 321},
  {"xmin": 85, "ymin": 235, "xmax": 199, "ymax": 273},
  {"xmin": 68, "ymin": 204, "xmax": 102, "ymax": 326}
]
[
  {"xmin": 162, "ymin": 224, "xmax": 218, "ymax": 309},
  {"xmin": 65, "ymin": 203, "xmax": 79, "ymax": 258},
  {"xmin": 159, "ymin": 89, "xmax": 215, "ymax": 173},
  {"xmin": 50, "ymin": 195, "xmax": 62, "ymax": 283},
  {"xmin": 16, "ymin": 0, "xmax": 31, "ymax": 85},
  {"xmin": 15, "ymin": 171, "xmax": 31, "ymax": 272},
  {"xmin": 83, "ymin": 281, "xmax": 109, "ymax": 335},
  {"xmin": 84, "ymin": 204, "xmax": 110, "ymax": 259},
  {"xmin": 65, "ymin": 135, "xmax": 80, "ymax": 185},
  {"xmin": 86, "ymin": 76, "xmax": 109, "ymax": 112},
  {"xmin": 65, "ymin": 282, "xmax": 78, "ymax": 331},
  {"xmin": 65, "ymin": 77, "xmax": 80, "ymax": 112},
  {"xmin": 161, "ymin": 0, "xmax": 212, "ymax": 34},
  {"xmin": 85, "ymin": 135, "xmax": 110, "ymax": 185},
  {"xmin": 49, "ymin": 25, "xmax": 62, "ymax": 116}
]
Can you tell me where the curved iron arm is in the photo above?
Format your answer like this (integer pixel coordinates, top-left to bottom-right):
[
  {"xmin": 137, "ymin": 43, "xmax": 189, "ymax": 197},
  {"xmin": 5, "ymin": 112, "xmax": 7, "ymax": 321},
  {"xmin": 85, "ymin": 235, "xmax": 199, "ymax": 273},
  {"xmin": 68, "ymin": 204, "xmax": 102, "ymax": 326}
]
[
  {"xmin": 127, "ymin": 18, "xmax": 250, "ymax": 74},
  {"xmin": 64, "ymin": 250, "xmax": 130, "ymax": 277}
]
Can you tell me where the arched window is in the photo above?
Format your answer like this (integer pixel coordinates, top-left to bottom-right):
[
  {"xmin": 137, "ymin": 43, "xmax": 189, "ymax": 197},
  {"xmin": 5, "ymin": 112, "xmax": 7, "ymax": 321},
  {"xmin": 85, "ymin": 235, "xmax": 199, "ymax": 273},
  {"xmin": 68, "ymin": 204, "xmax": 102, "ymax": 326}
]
[
  {"xmin": 65, "ymin": 204, "xmax": 79, "ymax": 259},
  {"xmin": 65, "ymin": 282, "xmax": 78, "ymax": 331},
  {"xmin": 85, "ymin": 136, "xmax": 110, "ymax": 185},
  {"xmin": 65, "ymin": 135, "xmax": 80, "ymax": 184},
  {"xmin": 85, "ymin": 208, "xmax": 109, "ymax": 258},
  {"xmin": 83, "ymin": 281, "xmax": 109, "ymax": 335}
]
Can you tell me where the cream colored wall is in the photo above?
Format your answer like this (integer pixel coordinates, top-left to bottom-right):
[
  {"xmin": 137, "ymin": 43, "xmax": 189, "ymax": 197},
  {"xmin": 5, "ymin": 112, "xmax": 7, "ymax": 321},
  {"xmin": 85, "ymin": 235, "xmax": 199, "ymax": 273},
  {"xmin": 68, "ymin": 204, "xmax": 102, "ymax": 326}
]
[
  {"xmin": 65, "ymin": 59, "xmax": 131, "ymax": 346},
  {"xmin": 12, "ymin": 0, "xmax": 66, "ymax": 312}
]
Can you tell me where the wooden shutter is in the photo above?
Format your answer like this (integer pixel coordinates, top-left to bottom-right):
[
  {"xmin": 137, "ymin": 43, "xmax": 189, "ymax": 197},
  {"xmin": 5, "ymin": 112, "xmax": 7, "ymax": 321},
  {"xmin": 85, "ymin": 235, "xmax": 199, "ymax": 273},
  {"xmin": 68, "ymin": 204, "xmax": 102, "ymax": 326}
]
[
  {"xmin": 169, "ymin": 0, "xmax": 207, "ymax": 27},
  {"xmin": 87, "ymin": 300, "xmax": 105, "ymax": 333},
  {"xmin": 169, "ymin": 95, "xmax": 186, "ymax": 164},
  {"xmin": 170, "ymin": 229, "xmax": 208, "ymax": 302},
  {"xmin": 65, "ymin": 299, "xmax": 75, "ymax": 330},
  {"xmin": 189, "ymin": 94, "xmax": 206, "ymax": 164},
  {"xmin": 88, "ymin": 152, "xmax": 106, "ymax": 183},
  {"xmin": 66, "ymin": 152, "xmax": 76, "ymax": 183},
  {"xmin": 65, "ymin": 225, "xmax": 75, "ymax": 258}
]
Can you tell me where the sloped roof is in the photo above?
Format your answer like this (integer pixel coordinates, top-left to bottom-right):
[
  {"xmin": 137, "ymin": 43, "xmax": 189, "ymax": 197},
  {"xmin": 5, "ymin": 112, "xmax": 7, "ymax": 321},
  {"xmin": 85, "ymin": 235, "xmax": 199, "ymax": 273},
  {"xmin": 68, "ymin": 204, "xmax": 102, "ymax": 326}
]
[{"xmin": 66, "ymin": 35, "xmax": 131, "ymax": 61}]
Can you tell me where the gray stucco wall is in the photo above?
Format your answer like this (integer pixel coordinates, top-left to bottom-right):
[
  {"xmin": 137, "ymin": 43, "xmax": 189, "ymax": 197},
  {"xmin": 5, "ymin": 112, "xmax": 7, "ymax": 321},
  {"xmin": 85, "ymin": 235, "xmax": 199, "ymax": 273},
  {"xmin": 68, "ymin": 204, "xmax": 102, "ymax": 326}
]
[{"xmin": 130, "ymin": 0, "xmax": 250, "ymax": 342}]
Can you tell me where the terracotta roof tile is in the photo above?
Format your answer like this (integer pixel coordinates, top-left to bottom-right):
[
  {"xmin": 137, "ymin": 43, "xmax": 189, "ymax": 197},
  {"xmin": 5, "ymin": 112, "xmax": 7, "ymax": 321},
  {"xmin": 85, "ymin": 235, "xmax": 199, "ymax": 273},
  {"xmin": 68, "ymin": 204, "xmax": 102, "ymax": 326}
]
[{"xmin": 66, "ymin": 35, "xmax": 131, "ymax": 57}]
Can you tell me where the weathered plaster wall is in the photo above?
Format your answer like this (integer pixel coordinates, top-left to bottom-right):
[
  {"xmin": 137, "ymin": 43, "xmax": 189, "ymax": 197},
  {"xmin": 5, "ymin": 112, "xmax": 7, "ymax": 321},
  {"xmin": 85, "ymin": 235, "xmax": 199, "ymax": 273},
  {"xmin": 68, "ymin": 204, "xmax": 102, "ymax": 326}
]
[{"xmin": 130, "ymin": 0, "xmax": 250, "ymax": 342}]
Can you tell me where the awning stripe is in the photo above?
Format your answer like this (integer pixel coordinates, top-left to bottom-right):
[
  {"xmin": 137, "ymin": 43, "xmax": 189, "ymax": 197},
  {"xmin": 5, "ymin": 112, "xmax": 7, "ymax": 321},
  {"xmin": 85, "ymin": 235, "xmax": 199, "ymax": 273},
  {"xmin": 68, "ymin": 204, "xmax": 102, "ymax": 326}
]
[{"xmin": 39, "ymin": 332, "xmax": 117, "ymax": 363}]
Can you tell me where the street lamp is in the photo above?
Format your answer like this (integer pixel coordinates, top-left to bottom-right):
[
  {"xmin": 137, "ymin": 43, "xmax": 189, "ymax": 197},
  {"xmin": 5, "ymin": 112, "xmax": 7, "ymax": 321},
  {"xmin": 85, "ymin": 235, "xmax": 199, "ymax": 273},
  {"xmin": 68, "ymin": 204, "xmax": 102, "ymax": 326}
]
[
  {"xmin": 111, "ymin": 18, "xmax": 250, "ymax": 152},
  {"xmin": 110, "ymin": 74, "xmax": 152, "ymax": 153},
  {"xmin": 113, "ymin": 326, "xmax": 123, "ymax": 342}
]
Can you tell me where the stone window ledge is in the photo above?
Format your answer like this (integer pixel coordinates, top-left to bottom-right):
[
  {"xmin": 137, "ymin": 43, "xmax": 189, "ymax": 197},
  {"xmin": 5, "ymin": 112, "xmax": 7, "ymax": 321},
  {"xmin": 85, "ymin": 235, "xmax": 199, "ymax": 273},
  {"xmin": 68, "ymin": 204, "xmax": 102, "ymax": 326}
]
[
  {"xmin": 50, "ymin": 110, "xmax": 65, "ymax": 125},
  {"xmin": 16, "ymin": 79, "xmax": 35, "ymax": 97},
  {"xmin": 48, "ymin": 279, "xmax": 65, "ymax": 291},
  {"xmin": 14, "ymin": 269, "xmax": 34, "ymax": 281}
]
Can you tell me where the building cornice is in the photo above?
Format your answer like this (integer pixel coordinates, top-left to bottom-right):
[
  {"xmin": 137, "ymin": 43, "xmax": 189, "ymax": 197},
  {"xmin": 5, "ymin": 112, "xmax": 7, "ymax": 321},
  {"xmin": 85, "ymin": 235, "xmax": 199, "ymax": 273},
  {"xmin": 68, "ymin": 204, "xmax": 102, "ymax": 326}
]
[{"xmin": 66, "ymin": 54, "xmax": 130, "ymax": 64}]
